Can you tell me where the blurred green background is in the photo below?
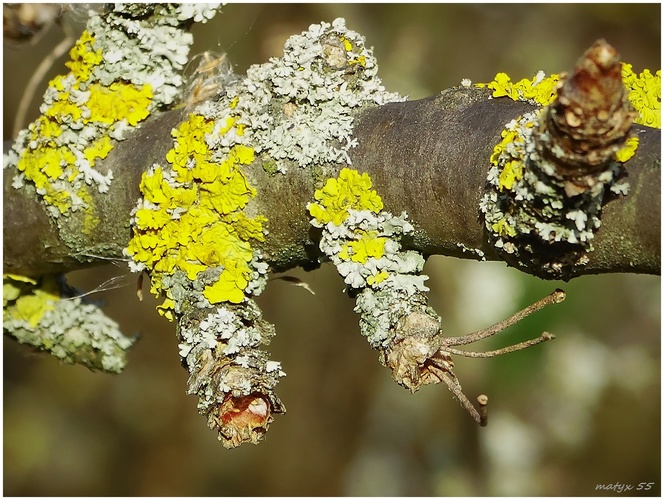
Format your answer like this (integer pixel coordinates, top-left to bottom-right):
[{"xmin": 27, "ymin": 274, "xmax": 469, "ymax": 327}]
[{"xmin": 3, "ymin": 3, "xmax": 660, "ymax": 496}]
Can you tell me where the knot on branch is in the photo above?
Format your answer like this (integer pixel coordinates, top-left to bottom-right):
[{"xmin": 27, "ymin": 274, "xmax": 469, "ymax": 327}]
[{"xmin": 384, "ymin": 309, "xmax": 446, "ymax": 392}]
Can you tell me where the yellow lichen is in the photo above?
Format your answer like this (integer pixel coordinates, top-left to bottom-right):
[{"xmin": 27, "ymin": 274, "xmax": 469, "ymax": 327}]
[
  {"xmin": 366, "ymin": 269, "xmax": 389, "ymax": 286},
  {"xmin": 83, "ymin": 136, "xmax": 114, "ymax": 165},
  {"xmin": 488, "ymin": 118, "xmax": 536, "ymax": 192},
  {"xmin": 476, "ymin": 71, "xmax": 560, "ymax": 106},
  {"xmin": 86, "ymin": 82, "xmax": 153, "ymax": 126},
  {"xmin": 65, "ymin": 30, "xmax": 103, "ymax": 81},
  {"xmin": 308, "ymin": 168, "xmax": 384, "ymax": 226},
  {"xmin": 491, "ymin": 218, "xmax": 517, "ymax": 238},
  {"xmin": 622, "ymin": 63, "xmax": 661, "ymax": 129},
  {"xmin": 338, "ymin": 232, "xmax": 387, "ymax": 264},
  {"xmin": 498, "ymin": 160, "xmax": 523, "ymax": 192},
  {"xmin": 614, "ymin": 135, "xmax": 640, "ymax": 163},
  {"xmin": 14, "ymin": 27, "xmax": 156, "ymax": 220},
  {"xmin": 126, "ymin": 113, "xmax": 266, "ymax": 317},
  {"xmin": 3, "ymin": 275, "xmax": 60, "ymax": 328}
]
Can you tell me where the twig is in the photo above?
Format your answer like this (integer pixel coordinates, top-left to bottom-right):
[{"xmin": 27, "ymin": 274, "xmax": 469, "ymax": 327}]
[{"xmin": 13, "ymin": 33, "xmax": 73, "ymax": 138}]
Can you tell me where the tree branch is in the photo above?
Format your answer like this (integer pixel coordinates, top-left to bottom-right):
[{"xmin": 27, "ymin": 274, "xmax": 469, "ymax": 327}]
[
  {"xmin": 4, "ymin": 87, "xmax": 660, "ymax": 279},
  {"xmin": 3, "ymin": 11, "xmax": 660, "ymax": 448}
]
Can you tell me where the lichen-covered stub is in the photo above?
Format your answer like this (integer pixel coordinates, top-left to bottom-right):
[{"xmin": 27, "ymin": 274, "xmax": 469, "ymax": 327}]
[
  {"xmin": 308, "ymin": 168, "xmax": 447, "ymax": 391},
  {"xmin": 179, "ymin": 300, "xmax": 286, "ymax": 448},
  {"xmin": 476, "ymin": 55, "xmax": 661, "ymax": 277},
  {"xmin": 3, "ymin": 274, "xmax": 135, "ymax": 373},
  {"xmin": 124, "ymin": 17, "xmax": 403, "ymax": 447},
  {"xmin": 5, "ymin": 3, "xmax": 220, "ymax": 223},
  {"xmin": 123, "ymin": 107, "xmax": 275, "ymax": 447}
]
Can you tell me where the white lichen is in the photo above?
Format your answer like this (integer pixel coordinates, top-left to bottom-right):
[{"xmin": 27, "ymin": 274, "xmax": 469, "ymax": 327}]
[{"xmin": 218, "ymin": 17, "xmax": 404, "ymax": 173}]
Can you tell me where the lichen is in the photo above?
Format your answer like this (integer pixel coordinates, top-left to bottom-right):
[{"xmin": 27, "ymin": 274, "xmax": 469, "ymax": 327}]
[
  {"xmin": 6, "ymin": 4, "xmax": 220, "ymax": 220},
  {"xmin": 308, "ymin": 167, "xmax": 431, "ymax": 351},
  {"xmin": 476, "ymin": 70, "xmax": 560, "ymax": 106},
  {"xmin": 3, "ymin": 274, "xmax": 135, "ymax": 373},
  {"xmin": 621, "ymin": 63, "xmax": 661, "ymax": 129},
  {"xmin": 125, "ymin": 16, "xmax": 407, "ymax": 320},
  {"xmin": 478, "ymin": 56, "xmax": 660, "ymax": 277},
  {"xmin": 220, "ymin": 17, "xmax": 404, "ymax": 174},
  {"xmin": 122, "ymin": 16, "xmax": 402, "ymax": 447},
  {"xmin": 125, "ymin": 112, "xmax": 268, "ymax": 320}
]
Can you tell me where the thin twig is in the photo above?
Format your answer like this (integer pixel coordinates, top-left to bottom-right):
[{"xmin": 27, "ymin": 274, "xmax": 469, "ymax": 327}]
[
  {"xmin": 446, "ymin": 332, "xmax": 555, "ymax": 358},
  {"xmin": 443, "ymin": 289, "xmax": 565, "ymax": 347},
  {"xmin": 477, "ymin": 394, "xmax": 489, "ymax": 427},
  {"xmin": 438, "ymin": 370, "xmax": 483, "ymax": 425},
  {"xmin": 13, "ymin": 33, "xmax": 73, "ymax": 138}
]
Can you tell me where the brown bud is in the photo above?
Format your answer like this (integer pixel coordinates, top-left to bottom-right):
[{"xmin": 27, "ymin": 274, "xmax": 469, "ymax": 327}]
[{"xmin": 538, "ymin": 39, "xmax": 637, "ymax": 189}]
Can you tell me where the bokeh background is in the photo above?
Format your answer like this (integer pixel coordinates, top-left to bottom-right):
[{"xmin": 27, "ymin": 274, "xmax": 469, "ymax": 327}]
[{"xmin": 3, "ymin": 3, "xmax": 660, "ymax": 496}]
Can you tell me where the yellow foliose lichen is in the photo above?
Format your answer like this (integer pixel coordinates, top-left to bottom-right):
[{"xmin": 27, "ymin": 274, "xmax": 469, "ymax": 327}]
[
  {"xmin": 12, "ymin": 24, "xmax": 157, "ymax": 221},
  {"xmin": 86, "ymin": 82, "xmax": 154, "ymax": 126},
  {"xmin": 126, "ymin": 113, "xmax": 267, "ymax": 318},
  {"xmin": 622, "ymin": 63, "xmax": 661, "ymax": 129},
  {"xmin": 65, "ymin": 30, "xmax": 103, "ymax": 81},
  {"xmin": 476, "ymin": 71, "xmax": 560, "ymax": 106},
  {"xmin": 3, "ymin": 275, "xmax": 60, "ymax": 328},
  {"xmin": 308, "ymin": 168, "xmax": 384, "ymax": 226},
  {"xmin": 614, "ymin": 135, "xmax": 640, "ymax": 163},
  {"xmin": 338, "ymin": 232, "xmax": 387, "ymax": 264}
]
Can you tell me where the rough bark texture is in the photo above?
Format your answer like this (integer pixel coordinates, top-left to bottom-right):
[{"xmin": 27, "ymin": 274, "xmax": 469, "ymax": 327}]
[{"xmin": 3, "ymin": 87, "xmax": 660, "ymax": 279}]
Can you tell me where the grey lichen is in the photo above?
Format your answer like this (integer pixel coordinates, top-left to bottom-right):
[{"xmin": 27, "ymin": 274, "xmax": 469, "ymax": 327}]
[
  {"xmin": 3, "ymin": 274, "xmax": 135, "ymax": 373},
  {"xmin": 479, "ymin": 110, "xmax": 630, "ymax": 278},
  {"xmin": 216, "ymin": 17, "xmax": 405, "ymax": 174}
]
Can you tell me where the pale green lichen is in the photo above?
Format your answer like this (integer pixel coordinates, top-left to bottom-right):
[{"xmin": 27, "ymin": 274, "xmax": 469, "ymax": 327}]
[
  {"xmin": 3, "ymin": 274, "xmax": 135, "ymax": 373},
  {"xmin": 178, "ymin": 302, "xmax": 286, "ymax": 412},
  {"xmin": 479, "ymin": 111, "xmax": 615, "ymax": 264},
  {"xmin": 215, "ymin": 17, "xmax": 404, "ymax": 174}
]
